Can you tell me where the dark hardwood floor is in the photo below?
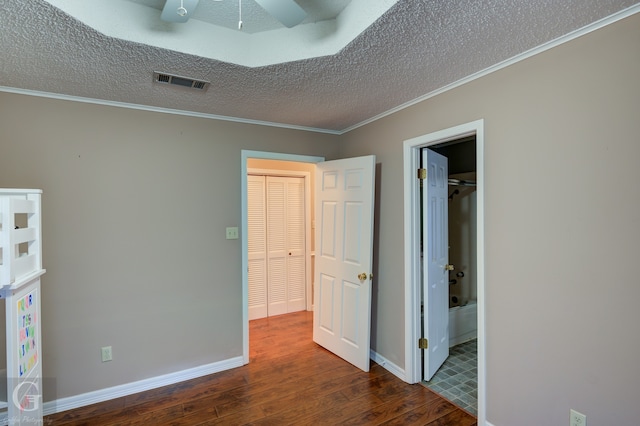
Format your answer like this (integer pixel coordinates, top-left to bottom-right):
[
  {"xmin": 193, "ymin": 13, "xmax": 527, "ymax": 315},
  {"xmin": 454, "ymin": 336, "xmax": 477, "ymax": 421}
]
[{"xmin": 45, "ymin": 311, "xmax": 476, "ymax": 425}]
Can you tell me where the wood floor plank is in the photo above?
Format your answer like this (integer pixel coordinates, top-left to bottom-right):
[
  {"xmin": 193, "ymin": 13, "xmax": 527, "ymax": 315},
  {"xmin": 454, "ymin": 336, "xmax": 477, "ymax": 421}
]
[
  {"xmin": 44, "ymin": 311, "xmax": 476, "ymax": 425},
  {"xmin": 115, "ymin": 404, "xmax": 187, "ymax": 426},
  {"xmin": 232, "ymin": 388, "xmax": 359, "ymax": 425},
  {"xmin": 124, "ymin": 376, "xmax": 246, "ymax": 416},
  {"xmin": 43, "ymin": 397, "xmax": 126, "ymax": 425},
  {"xmin": 340, "ymin": 372, "xmax": 409, "ymax": 401},
  {"xmin": 340, "ymin": 386, "xmax": 445, "ymax": 425},
  {"xmin": 256, "ymin": 392, "xmax": 387, "ymax": 426},
  {"xmin": 424, "ymin": 409, "xmax": 477, "ymax": 426},
  {"xmin": 194, "ymin": 404, "xmax": 267, "ymax": 425},
  {"xmin": 378, "ymin": 396, "xmax": 460, "ymax": 425}
]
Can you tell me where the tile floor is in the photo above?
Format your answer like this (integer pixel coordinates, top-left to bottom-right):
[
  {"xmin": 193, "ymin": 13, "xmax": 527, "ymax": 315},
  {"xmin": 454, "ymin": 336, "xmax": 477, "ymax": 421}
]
[{"xmin": 422, "ymin": 338, "xmax": 478, "ymax": 415}]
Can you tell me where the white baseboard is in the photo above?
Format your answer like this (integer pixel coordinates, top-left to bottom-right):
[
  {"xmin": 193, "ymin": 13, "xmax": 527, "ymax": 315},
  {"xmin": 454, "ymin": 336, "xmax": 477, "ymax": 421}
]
[
  {"xmin": 370, "ymin": 350, "xmax": 406, "ymax": 382},
  {"xmin": 43, "ymin": 356, "xmax": 245, "ymax": 416}
]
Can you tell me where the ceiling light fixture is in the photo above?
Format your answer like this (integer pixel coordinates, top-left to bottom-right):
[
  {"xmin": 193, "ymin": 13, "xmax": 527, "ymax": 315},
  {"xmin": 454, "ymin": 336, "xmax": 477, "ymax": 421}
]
[
  {"xmin": 160, "ymin": 0, "xmax": 306, "ymax": 28},
  {"xmin": 176, "ymin": 0, "xmax": 187, "ymax": 16}
]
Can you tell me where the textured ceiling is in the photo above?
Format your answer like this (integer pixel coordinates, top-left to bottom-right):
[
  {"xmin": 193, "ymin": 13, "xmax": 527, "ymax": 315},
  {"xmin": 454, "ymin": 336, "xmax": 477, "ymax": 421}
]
[{"xmin": 1, "ymin": 0, "xmax": 638, "ymax": 133}]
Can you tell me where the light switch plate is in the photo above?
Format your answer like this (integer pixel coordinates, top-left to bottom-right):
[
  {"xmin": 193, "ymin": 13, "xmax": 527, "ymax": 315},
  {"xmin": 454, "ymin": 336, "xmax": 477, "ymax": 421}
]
[
  {"xmin": 226, "ymin": 227, "xmax": 239, "ymax": 240},
  {"xmin": 101, "ymin": 346, "xmax": 112, "ymax": 362}
]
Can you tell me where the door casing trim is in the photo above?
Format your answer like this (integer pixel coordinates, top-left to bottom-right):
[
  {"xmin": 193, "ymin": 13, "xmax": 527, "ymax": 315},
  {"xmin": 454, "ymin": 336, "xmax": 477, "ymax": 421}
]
[{"xmin": 402, "ymin": 119, "xmax": 486, "ymax": 423}]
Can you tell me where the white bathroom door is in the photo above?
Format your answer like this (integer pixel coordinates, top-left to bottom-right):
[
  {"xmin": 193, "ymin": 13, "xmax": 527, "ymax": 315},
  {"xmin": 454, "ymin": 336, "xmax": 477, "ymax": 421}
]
[
  {"xmin": 313, "ymin": 155, "xmax": 376, "ymax": 372},
  {"xmin": 422, "ymin": 148, "xmax": 450, "ymax": 381}
]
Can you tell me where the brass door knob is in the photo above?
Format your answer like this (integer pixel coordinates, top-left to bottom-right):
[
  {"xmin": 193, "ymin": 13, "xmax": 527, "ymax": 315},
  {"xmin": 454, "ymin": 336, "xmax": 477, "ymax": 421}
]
[
  {"xmin": 358, "ymin": 273, "xmax": 367, "ymax": 281},
  {"xmin": 445, "ymin": 264, "xmax": 455, "ymax": 271}
]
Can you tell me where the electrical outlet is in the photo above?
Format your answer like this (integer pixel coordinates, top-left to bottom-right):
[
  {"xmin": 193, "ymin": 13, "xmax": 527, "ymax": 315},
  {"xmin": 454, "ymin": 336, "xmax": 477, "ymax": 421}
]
[
  {"xmin": 570, "ymin": 409, "xmax": 586, "ymax": 426},
  {"xmin": 101, "ymin": 346, "xmax": 113, "ymax": 362}
]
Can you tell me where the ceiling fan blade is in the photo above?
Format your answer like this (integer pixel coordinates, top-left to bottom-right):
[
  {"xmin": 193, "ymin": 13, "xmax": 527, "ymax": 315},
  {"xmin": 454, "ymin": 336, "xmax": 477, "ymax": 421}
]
[
  {"xmin": 161, "ymin": 0, "xmax": 200, "ymax": 23},
  {"xmin": 254, "ymin": 0, "xmax": 307, "ymax": 28}
]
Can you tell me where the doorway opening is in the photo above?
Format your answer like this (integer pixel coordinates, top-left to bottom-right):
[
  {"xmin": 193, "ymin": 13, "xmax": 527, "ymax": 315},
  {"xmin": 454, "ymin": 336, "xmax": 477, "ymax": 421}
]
[
  {"xmin": 247, "ymin": 160, "xmax": 313, "ymax": 320},
  {"xmin": 242, "ymin": 151, "xmax": 377, "ymax": 373},
  {"xmin": 421, "ymin": 136, "xmax": 478, "ymax": 415},
  {"xmin": 241, "ymin": 151, "xmax": 324, "ymax": 364},
  {"xmin": 402, "ymin": 119, "xmax": 486, "ymax": 423}
]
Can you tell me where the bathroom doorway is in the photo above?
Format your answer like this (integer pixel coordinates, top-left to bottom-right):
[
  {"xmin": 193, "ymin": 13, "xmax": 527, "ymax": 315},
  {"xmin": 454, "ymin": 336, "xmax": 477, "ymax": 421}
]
[
  {"xmin": 402, "ymin": 119, "xmax": 486, "ymax": 421},
  {"xmin": 421, "ymin": 136, "xmax": 478, "ymax": 415}
]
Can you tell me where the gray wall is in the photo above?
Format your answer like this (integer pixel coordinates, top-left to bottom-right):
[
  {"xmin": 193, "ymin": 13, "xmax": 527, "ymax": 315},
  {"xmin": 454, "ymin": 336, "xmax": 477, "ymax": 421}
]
[
  {"xmin": 339, "ymin": 12, "xmax": 640, "ymax": 426},
  {"xmin": 0, "ymin": 10, "xmax": 638, "ymax": 426},
  {"xmin": 0, "ymin": 94, "xmax": 339, "ymax": 397}
]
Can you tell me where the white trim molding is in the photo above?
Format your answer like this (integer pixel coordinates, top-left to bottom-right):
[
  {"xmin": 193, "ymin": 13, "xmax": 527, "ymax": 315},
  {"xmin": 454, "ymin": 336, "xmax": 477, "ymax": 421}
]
[
  {"xmin": 0, "ymin": 86, "xmax": 341, "ymax": 136},
  {"xmin": 370, "ymin": 350, "xmax": 406, "ymax": 382},
  {"xmin": 43, "ymin": 356, "xmax": 244, "ymax": 416},
  {"xmin": 341, "ymin": 4, "xmax": 640, "ymax": 133},
  {"xmin": 402, "ymin": 120, "xmax": 486, "ymax": 424},
  {"xmin": 3, "ymin": 4, "xmax": 638, "ymax": 136}
]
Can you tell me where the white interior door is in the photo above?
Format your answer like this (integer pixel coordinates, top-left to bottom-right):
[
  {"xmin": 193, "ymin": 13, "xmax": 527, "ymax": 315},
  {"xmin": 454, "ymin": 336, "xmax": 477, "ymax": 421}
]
[
  {"xmin": 313, "ymin": 155, "xmax": 376, "ymax": 372},
  {"xmin": 422, "ymin": 148, "xmax": 449, "ymax": 381}
]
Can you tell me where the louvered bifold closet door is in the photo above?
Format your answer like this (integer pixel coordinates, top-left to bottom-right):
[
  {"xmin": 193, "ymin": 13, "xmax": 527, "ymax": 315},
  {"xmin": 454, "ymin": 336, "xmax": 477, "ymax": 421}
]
[
  {"xmin": 266, "ymin": 177, "xmax": 288, "ymax": 316},
  {"xmin": 266, "ymin": 176, "xmax": 306, "ymax": 317},
  {"xmin": 286, "ymin": 178, "xmax": 306, "ymax": 312},
  {"xmin": 247, "ymin": 175, "xmax": 268, "ymax": 320}
]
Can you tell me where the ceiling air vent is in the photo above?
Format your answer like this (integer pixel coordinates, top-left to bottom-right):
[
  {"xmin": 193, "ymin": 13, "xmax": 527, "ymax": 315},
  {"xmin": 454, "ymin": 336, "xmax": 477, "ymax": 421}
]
[{"xmin": 153, "ymin": 72, "xmax": 210, "ymax": 91}]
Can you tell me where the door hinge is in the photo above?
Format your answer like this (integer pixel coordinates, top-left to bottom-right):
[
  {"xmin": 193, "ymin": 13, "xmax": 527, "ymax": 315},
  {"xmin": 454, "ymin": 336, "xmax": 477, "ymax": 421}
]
[
  {"xmin": 417, "ymin": 168, "xmax": 426, "ymax": 180},
  {"xmin": 418, "ymin": 338, "xmax": 428, "ymax": 349}
]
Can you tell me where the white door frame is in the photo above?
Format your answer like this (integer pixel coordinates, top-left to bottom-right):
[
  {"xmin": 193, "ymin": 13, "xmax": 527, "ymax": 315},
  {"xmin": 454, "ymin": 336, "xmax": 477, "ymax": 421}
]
[
  {"xmin": 241, "ymin": 150, "xmax": 324, "ymax": 364},
  {"xmin": 247, "ymin": 168, "xmax": 312, "ymax": 315},
  {"xmin": 402, "ymin": 119, "xmax": 486, "ymax": 423}
]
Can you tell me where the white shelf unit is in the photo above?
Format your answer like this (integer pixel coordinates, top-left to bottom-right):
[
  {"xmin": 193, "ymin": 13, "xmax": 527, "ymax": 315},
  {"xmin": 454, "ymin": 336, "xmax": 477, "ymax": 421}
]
[
  {"xmin": 0, "ymin": 190, "xmax": 43, "ymax": 288},
  {"xmin": 0, "ymin": 189, "xmax": 45, "ymax": 425}
]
